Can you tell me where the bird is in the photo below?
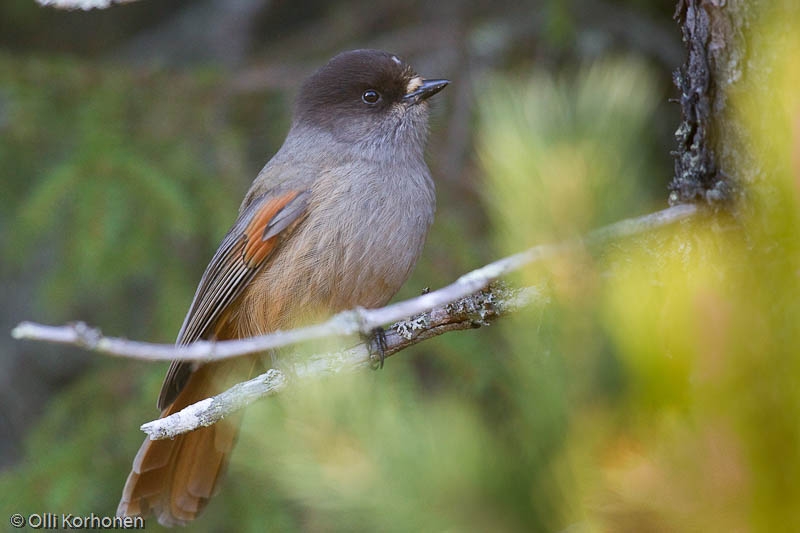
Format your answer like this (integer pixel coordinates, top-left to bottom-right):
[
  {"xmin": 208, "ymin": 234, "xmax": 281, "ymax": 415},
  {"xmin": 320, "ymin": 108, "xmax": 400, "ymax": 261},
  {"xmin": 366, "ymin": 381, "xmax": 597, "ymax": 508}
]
[{"xmin": 116, "ymin": 49, "xmax": 449, "ymax": 526}]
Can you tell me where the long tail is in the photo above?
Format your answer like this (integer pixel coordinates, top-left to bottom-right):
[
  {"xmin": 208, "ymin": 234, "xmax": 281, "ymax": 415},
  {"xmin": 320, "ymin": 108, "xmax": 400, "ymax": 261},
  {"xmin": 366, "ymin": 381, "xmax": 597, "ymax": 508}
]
[{"xmin": 117, "ymin": 359, "xmax": 254, "ymax": 527}]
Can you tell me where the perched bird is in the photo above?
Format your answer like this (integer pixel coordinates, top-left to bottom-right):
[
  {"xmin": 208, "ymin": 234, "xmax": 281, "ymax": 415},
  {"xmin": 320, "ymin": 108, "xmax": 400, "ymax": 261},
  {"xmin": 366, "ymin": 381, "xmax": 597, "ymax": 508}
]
[{"xmin": 117, "ymin": 49, "xmax": 448, "ymax": 526}]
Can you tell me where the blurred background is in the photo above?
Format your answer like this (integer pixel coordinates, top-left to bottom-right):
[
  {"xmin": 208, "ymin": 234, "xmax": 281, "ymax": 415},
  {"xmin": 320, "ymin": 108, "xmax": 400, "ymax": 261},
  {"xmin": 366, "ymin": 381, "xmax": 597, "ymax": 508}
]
[{"xmin": 2, "ymin": 0, "xmax": 799, "ymax": 531}]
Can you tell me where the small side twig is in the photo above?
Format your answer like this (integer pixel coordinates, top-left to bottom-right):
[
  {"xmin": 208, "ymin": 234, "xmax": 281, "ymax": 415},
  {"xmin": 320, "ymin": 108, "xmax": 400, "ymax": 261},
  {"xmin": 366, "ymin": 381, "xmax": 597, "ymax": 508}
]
[{"xmin": 36, "ymin": 0, "xmax": 138, "ymax": 10}]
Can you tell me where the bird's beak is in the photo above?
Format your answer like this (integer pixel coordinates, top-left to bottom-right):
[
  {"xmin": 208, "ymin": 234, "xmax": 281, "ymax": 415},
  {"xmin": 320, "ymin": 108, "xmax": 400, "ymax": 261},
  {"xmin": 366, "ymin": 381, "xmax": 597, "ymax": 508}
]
[{"xmin": 403, "ymin": 78, "xmax": 450, "ymax": 104}]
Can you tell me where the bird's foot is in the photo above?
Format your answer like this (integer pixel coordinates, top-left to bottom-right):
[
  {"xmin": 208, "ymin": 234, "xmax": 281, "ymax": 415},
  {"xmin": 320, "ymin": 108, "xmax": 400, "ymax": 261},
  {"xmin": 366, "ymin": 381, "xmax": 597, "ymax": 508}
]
[{"xmin": 366, "ymin": 327, "xmax": 388, "ymax": 369}]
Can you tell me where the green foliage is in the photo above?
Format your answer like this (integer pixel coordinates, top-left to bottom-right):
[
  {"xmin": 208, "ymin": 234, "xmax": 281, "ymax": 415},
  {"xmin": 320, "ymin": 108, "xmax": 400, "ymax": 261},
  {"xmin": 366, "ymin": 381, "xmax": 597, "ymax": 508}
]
[
  {"xmin": 1, "ymin": 53, "xmax": 258, "ymax": 527},
  {"xmin": 472, "ymin": 35, "xmax": 800, "ymax": 533},
  {"xmin": 0, "ymin": 361, "xmax": 160, "ymax": 521},
  {"xmin": 1, "ymin": 53, "xmax": 245, "ymax": 335},
  {"xmin": 478, "ymin": 57, "xmax": 660, "ymax": 248}
]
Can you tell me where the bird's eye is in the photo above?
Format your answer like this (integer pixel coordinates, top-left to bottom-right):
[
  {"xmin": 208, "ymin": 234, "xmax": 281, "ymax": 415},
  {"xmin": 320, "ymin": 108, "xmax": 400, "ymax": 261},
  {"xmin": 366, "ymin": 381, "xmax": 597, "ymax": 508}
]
[{"xmin": 361, "ymin": 89, "xmax": 381, "ymax": 104}]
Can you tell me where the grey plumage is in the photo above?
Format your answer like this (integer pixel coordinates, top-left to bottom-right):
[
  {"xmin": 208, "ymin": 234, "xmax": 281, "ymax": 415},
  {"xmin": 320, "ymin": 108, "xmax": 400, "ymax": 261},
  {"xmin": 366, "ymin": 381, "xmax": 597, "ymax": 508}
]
[{"xmin": 118, "ymin": 49, "xmax": 448, "ymax": 526}]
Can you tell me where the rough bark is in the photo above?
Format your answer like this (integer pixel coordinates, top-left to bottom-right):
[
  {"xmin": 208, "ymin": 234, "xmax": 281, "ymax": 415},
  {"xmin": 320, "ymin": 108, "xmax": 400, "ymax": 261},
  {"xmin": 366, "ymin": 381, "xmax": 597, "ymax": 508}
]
[{"xmin": 670, "ymin": 0, "xmax": 799, "ymax": 206}]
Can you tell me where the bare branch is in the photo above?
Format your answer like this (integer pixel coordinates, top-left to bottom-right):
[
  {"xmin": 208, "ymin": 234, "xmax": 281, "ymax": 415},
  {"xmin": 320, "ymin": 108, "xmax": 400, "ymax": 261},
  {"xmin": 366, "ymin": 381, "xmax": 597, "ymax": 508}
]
[
  {"xmin": 142, "ymin": 369, "xmax": 288, "ymax": 439},
  {"xmin": 10, "ymin": 204, "xmax": 699, "ymax": 439},
  {"xmin": 11, "ymin": 204, "xmax": 699, "ymax": 363},
  {"xmin": 36, "ymin": 0, "xmax": 137, "ymax": 10},
  {"xmin": 141, "ymin": 284, "xmax": 544, "ymax": 439}
]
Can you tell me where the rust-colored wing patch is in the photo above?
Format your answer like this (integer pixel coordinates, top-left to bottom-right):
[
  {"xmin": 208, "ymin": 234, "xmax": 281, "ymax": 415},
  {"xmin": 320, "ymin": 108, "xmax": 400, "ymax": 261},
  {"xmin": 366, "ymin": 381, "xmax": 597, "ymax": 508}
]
[{"xmin": 242, "ymin": 191, "xmax": 307, "ymax": 267}]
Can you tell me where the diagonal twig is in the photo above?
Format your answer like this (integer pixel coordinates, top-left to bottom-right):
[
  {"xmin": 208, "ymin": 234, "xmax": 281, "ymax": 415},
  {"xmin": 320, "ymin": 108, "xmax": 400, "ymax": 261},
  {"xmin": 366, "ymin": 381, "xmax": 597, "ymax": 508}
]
[{"xmin": 141, "ymin": 284, "xmax": 544, "ymax": 439}]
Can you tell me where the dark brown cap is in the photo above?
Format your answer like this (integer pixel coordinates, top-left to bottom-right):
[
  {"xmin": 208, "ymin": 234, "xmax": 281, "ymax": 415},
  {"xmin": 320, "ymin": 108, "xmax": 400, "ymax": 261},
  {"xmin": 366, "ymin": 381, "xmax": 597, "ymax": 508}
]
[{"xmin": 294, "ymin": 49, "xmax": 449, "ymax": 136}]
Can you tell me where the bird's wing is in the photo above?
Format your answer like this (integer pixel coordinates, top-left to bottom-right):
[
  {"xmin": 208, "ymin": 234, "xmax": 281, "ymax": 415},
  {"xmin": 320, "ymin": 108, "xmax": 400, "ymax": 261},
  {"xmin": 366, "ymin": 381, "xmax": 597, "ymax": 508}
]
[{"xmin": 157, "ymin": 189, "xmax": 310, "ymax": 410}]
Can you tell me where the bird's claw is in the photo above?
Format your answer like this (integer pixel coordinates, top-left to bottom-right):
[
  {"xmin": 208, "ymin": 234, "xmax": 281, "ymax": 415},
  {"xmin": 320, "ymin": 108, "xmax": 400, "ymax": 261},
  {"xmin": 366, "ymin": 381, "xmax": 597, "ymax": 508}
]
[{"xmin": 367, "ymin": 327, "xmax": 388, "ymax": 369}]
